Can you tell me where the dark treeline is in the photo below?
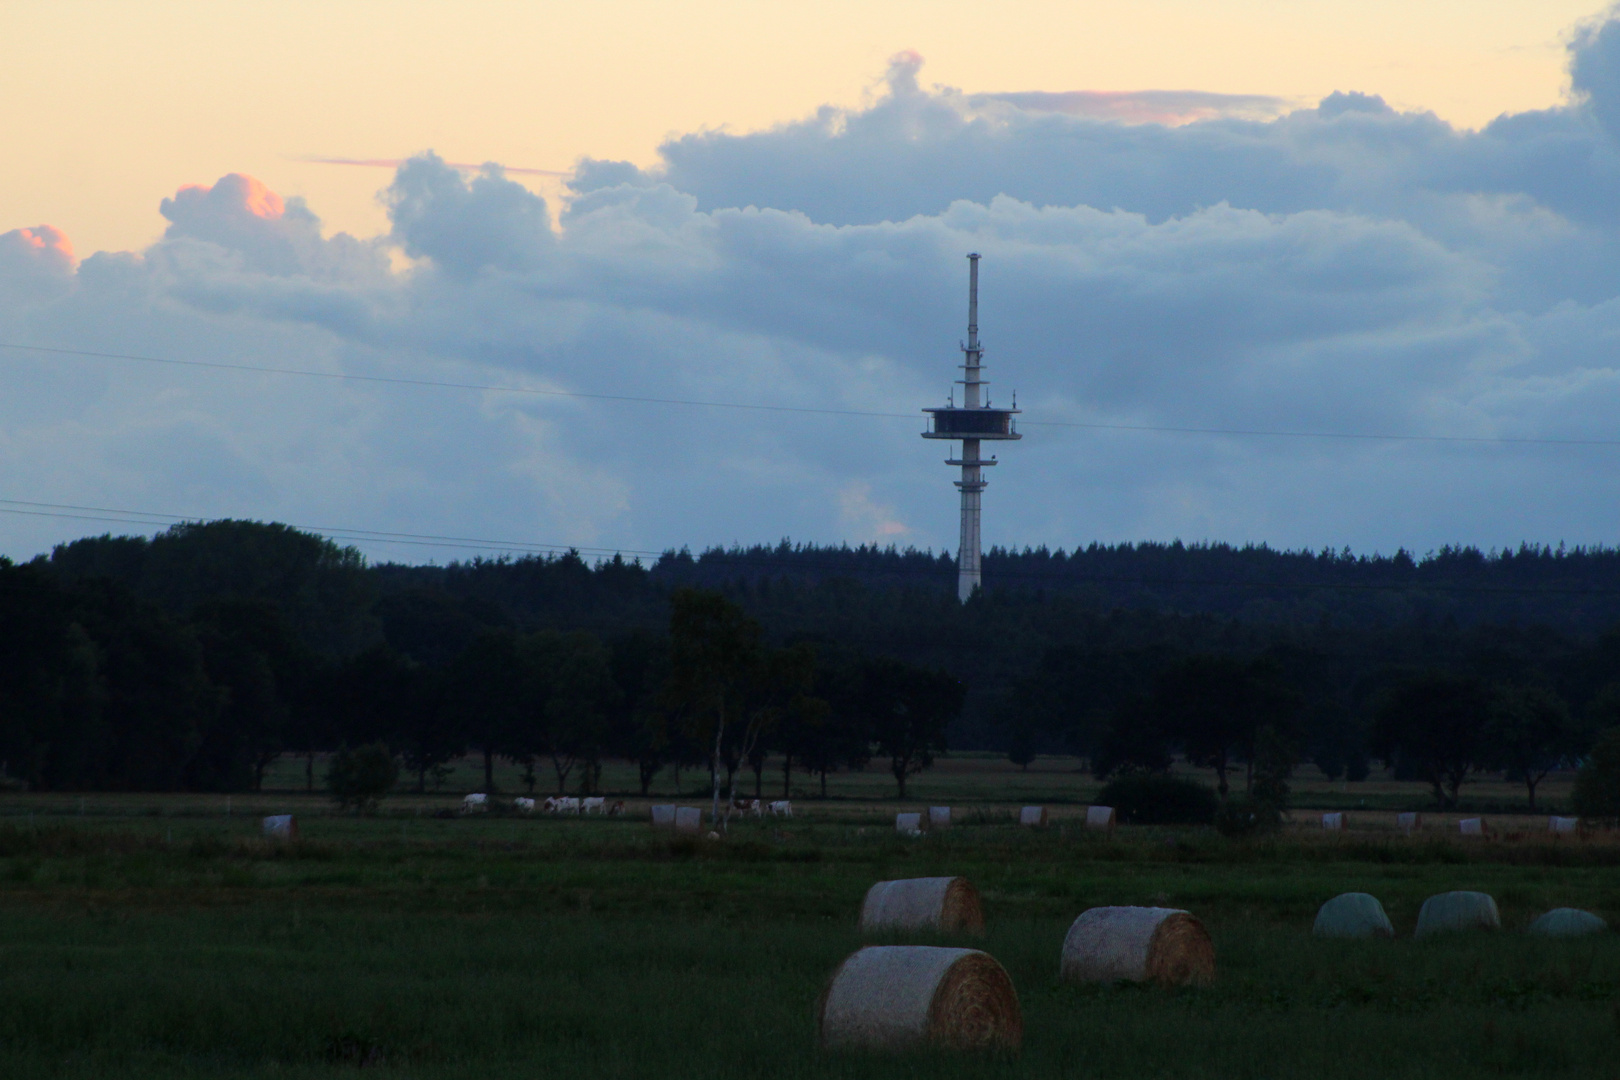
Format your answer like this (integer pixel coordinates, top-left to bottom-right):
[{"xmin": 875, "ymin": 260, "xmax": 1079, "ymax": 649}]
[{"xmin": 4, "ymin": 520, "xmax": 1619, "ymax": 803}]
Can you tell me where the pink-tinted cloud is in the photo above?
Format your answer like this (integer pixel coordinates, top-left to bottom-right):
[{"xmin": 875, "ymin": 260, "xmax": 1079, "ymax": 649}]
[
  {"xmin": 0, "ymin": 224, "xmax": 75, "ymax": 271},
  {"xmin": 293, "ymin": 155, "xmax": 570, "ymax": 178},
  {"xmin": 166, "ymin": 173, "xmax": 286, "ymax": 221},
  {"xmin": 157, "ymin": 174, "xmax": 354, "ymax": 276},
  {"xmin": 971, "ymin": 89, "xmax": 1290, "ymax": 125}
]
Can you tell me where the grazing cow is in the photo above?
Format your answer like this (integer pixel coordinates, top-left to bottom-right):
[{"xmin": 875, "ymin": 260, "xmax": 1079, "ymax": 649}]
[
  {"xmin": 729, "ymin": 798, "xmax": 762, "ymax": 817},
  {"xmin": 769, "ymin": 800, "xmax": 793, "ymax": 818},
  {"xmin": 555, "ymin": 796, "xmax": 582, "ymax": 814},
  {"xmin": 463, "ymin": 793, "xmax": 488, "ymax": 813},
  {"xmin": 513, "ymin": 797, "xmax": 536, "ymax": 813},
  {"xmin": 582, "ymin": 797, "xmax": 606, "ymax": 814},
  {"xmin": 607, "ymin": 800, "xmax": 626, "ymax": 816}
]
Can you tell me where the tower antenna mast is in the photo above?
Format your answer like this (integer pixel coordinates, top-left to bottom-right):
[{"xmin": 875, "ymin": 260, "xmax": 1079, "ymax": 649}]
[{"xmin": 922, "ymin": 254, "xmax": 1021, "ymax": 601}]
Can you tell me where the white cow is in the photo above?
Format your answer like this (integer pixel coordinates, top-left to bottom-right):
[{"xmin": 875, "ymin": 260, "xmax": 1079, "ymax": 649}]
[
  {"xmin": 769, "ymin": 800, "xmax": 793, "ymax": 818},
  {"xmin": 513, "ymin": 797, "xmax": 536, "ymax": 813},
  {"xmin": 462, "ymin": 793, "xmax": 488, "ymax": 813},
  {"xmin": 582, "ymin": 797, "xmax": 606, "ymax": 814}
]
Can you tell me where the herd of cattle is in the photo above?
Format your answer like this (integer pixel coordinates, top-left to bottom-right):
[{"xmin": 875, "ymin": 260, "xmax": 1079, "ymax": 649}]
[
  {"xmin": 459, "ymin": 793, "xmax": 626, "ymax": 815},
  {"xmin": 457, "ymin": 794, "xmax": 793, "ymax": 817}
]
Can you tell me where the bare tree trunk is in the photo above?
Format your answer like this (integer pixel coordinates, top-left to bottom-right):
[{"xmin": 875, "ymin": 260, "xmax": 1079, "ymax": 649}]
[
  {"xmin": 483, "ymin": 748, "xmax": 494, "ymax": 791},
  {"xmin": 306, "ymin": 751, "xmax": 315, "ymax": 793},
  {"xmin": 782, "ymin": 752, "xmax": 793, "ymax": 798},
  {"xmin": 710, "ymin": 705, "xmax": 726, "ymax": 830}
]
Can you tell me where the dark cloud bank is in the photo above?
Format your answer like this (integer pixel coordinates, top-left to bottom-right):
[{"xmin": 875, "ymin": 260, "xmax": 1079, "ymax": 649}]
[{"xmin": 8, "ymin": 19, "xmax": 1620, "ymax": 561}]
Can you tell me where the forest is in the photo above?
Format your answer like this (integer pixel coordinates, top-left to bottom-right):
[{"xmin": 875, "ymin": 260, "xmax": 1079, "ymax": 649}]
[{"xmin": 2, "ymin": 519, "xmax": 1617, "ymax": 804}]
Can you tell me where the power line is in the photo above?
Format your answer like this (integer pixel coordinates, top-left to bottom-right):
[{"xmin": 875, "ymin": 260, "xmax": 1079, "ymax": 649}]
[
  {"xmin": 5, "ymin": 340, "xmax": 1619, "ymax": 448},
  {"xmin": 0, "ymin": 499, "xmax": 657, "ymax": 559},
  {"xmin": 0, "ymin": 343, "xmax": 917, "ymax": 421}
]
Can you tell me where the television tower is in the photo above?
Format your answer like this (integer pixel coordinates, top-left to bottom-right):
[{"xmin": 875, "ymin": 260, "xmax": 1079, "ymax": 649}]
[{"xmin": 922, "ymin": 254, "xmax": 1021, "ymax": 602}]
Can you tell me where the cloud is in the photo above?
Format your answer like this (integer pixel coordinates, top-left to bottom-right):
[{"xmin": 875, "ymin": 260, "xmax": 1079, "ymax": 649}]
[
  {"xmin": 385, "ymin": 153, "xmax": 553, "ymax": 277},
  {"xmin": 157, "ymin": 173, "xmax": 382, "ymax": 280},
  {"xmin": 970, "ymin": 89, "xmax": 1292, "ymax": 125},
  {"xmin": 8, "ymin": 20, "xmax": 1620, "ymax": 561},
  {"xmin": 0, "ymin": 225, "xmax": 75, "ymax": 271}
]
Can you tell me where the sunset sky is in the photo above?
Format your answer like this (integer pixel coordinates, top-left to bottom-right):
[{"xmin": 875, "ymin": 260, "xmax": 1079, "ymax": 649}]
[
  {"xmin": 3, "ymin": 0, "xmax": 1620, "ymax": 562},
  {"xmin": 3, "ymin": 1, "xmax": 1601, "ymax": 253}
]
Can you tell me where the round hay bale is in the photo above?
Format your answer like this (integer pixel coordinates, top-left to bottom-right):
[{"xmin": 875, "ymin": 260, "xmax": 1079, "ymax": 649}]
[
  {"xmin": 1414, "ymin": 891, "xmax": 1500, "ymax": 937},
  {"xmin": 650, "ymin": 804, "xmax": 676, "ymax": 828},
  {"xmin": 1458, "ymin": 817, "xmax": 1484, "ymax": 835},
  {"xmin": 818, "ymin": 945, "xmax": 1021, "ymax": 1053},
  {"xmin": 1059, "ymin": 906, "xmax": 1215, "ymax": 986},
  {"xmin": 1018, "ymin": 806, "xmax": 1047, "ymax": 827},
  {"xmin": 1397, "ymin": 811, "xmax": 1421, "ymax": 834},
  {"xmin": 860, "ymin": 876, "xmax": 985, "ymax": 935},
  {"xmin": 673, "ymin": 806, "xmax": 703, "ymax": 833},
  {"xmin": 262, "ymin": 814, "xmax": 296, "ymax": 839},
  {"xmin": 929, "ymin": 806, "xmax": 952, "ymax": 829},
  {"xmin": 1528, "ymin": 908, "xmax": 1607, "ymax": 936},
  {"xmin": 1549, "ymin": 816, "xmax": 1579, "ymax": 834},
  {"xmin": 1312, "ymin": 893, "xmax": 1394, "ymax": 938},
  {"xmin": 1321, "ymin": 812, "xmax": 1344, "ymax": 831},
  {"xmin": 1085, "ymin": 806, "xmax": 1116, "ymax": 831}
]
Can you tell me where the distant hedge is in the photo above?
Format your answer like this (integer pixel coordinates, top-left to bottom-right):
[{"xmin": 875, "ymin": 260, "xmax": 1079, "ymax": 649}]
[{"xmin": 1097, "ymin": 773, "xmax": 1219, "ymax": 825}]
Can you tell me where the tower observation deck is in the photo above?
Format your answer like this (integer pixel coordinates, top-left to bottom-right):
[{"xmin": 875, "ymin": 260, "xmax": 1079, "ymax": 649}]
[{"xmin": 922, "ymin": 253, "xmax": 1021, "ymax": 602}]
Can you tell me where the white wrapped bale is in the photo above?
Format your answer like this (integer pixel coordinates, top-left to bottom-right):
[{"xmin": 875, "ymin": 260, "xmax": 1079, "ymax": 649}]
[
  {"xmin": 262, "ymin": 814, "xmax": 296, "ymax": 839},
  {"xmin": 818, "ymin": 945, "xmax": 1021, "ymax": 1052},
  {"xmin": 1059, "ymin": 906, "xmax": 1215, "ymax": 986},
  {"xmin": 674, "ymin": 806, "xmax": 703, "ymax": 833},
  {"xmin": 860, "ymin": 877, "xmax": 984, "ymax": 935},
  {"xmin": 1018, "ymin": 806, "xmax": 1047, "ymax": 827},
  {"xmin": 1458, "ymin": 818, "xmax": 1484, "ymax": 835},
  {"xmin": 650, "ymin": 804, "xmax": 676, "ymax": 828},
  {"xmin": 1322, "ymin": 812, "xmax": 1344, "ymax": 831},
  {"xmin": 1414, "ymin": 891, "xmax": 1500, "ymax": 937},
  {"xmin": 1549, "ymin": 816, "xmax": 1579, "ymax": 834},
  {"xmin": 929, "ymin": 807, "xmax": 952, "ymax": 829},
  {"xmin": 896, "ymin": 812, "xmax": 923, "ymax": 836},
  {"xmin": 1312, "ymin": 893, "xmax": 1394, "ymax": 938},
  {"xmin": 1528, "ymin": 908, "xmax": 1607, "ymax": 936},
  {"xmin": 1397, "ymin": 812, "xmax": 1421, "ymax": 834},
  {"xmin": 1085, "ymin": 806, "xmax": 1116, "ymax": 831}
]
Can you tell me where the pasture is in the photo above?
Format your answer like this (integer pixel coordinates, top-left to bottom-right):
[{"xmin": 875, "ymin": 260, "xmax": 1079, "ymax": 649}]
[{"xmin": 0, "ymin": 759, "xmax": 1614, "ymax": 1078}]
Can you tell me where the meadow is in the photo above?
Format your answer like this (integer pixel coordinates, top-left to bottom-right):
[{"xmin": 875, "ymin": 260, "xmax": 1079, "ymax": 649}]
[{"xmin": 0, "ymin": 758, "xmax": 1615, "ymax": 1079}]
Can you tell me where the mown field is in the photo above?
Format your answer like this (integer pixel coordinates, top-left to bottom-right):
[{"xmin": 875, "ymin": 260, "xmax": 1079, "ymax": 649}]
[{"xmin": 0, "ymin": 762, "xmax": 1614, "ymax": 1078}]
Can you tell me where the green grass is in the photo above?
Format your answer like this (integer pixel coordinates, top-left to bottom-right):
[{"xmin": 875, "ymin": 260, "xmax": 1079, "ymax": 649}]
[{"xmin": 0, "ymin": 811, "xmax": 1617, "ymax": 1077}]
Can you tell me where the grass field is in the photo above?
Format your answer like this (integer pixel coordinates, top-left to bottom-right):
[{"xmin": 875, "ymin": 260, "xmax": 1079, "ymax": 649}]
[{"xmin": 0, "ymin": 759, "xmax": 1615, "ymax": 1078}]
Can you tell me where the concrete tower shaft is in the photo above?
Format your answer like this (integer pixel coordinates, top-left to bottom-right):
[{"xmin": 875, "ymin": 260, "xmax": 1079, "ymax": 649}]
[{"xmin": 921, "ymin": 254, "xmax": 1020, "ymax": 602}]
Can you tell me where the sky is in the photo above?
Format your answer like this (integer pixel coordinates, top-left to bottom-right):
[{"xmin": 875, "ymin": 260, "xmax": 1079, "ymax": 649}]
[{"xmin": 3, "ymin": 0, "xmax": 1620, "ymax": 564}]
